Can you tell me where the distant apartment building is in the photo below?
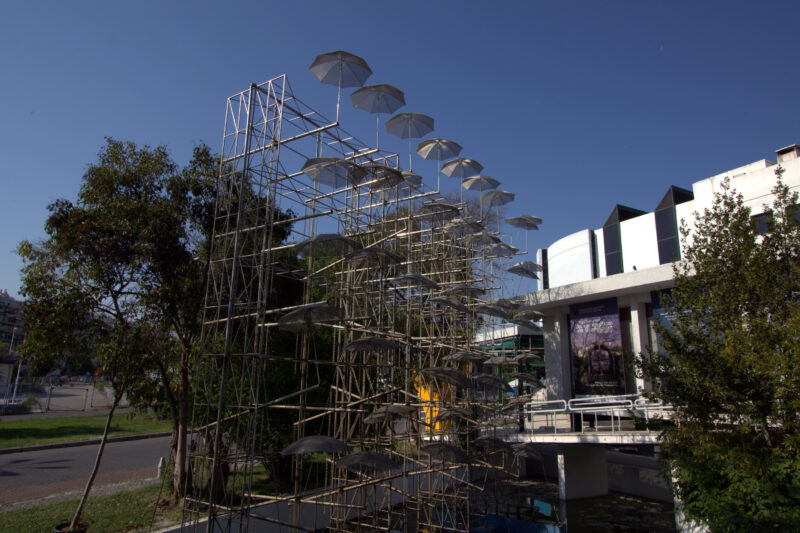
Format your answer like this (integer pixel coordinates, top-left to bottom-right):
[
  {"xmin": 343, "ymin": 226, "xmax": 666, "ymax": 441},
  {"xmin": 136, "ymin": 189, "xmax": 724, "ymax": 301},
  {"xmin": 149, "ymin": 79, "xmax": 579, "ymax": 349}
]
[{"xmin": 0, "ymin": 289, "xmax": 23, "ymax": 348}]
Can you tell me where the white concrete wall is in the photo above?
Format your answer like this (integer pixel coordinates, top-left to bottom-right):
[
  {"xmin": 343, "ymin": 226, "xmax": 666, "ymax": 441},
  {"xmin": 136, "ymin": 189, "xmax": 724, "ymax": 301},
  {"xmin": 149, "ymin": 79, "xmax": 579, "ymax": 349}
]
[
  {"xmin": 594, "ymin": 229, "xmax": 606, "ymax": 277},
  {"xmin": 619, "ymin": 212, "xmax": 659, "ymax": 273},
  {"xmin": 544, "ymin": 229, "xmax": 595, "ymax": 288}
]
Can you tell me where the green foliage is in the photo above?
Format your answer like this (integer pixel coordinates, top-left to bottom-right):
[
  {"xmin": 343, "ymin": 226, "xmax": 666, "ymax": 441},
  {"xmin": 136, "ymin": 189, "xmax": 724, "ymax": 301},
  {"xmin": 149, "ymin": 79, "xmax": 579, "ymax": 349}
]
[{"xmin": 639, "ymin": 170, "xmax": 800, "ymax": 531}]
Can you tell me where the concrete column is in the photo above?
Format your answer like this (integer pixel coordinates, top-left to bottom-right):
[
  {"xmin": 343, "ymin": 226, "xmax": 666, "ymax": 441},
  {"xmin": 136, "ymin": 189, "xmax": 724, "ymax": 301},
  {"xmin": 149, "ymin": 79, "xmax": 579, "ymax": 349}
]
[
  {"xmin": 557, "ymin": 444, "xmax": 608, "ymax": 500},
  {"xmin": 629, "ymin": 301, "xmax": 651, "ymax": 393},
  {"xmin": 544, "ymin": 309, "xmax": 571, "ymax": 401}
]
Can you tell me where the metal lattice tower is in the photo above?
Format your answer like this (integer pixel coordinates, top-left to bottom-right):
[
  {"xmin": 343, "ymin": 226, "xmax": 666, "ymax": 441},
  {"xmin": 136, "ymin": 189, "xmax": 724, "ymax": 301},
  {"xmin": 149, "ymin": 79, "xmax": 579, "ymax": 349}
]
[{"xmin": 184, "ymin": 59, "xmax": 546, "ymax": 532}]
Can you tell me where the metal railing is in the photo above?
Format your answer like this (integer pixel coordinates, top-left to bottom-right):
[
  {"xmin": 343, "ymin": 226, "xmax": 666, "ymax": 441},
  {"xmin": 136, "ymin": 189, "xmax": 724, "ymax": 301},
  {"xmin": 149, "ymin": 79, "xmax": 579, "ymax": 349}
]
[{"xmin": 519, "ymin": 393, "xmax": 674, "ymax": 435}]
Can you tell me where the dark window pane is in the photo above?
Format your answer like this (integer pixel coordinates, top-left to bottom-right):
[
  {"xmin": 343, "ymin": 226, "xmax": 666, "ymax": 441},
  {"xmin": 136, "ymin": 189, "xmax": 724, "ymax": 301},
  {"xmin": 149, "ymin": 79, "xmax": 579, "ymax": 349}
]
[
  {"xmin": 603, "ymin": 224, "xmax": 621, "ymax": 253},
  {"xmin": 655, "ymin": 207, "xmax": 677, "ymax": 240},
  {"xmin": 606, "ymin": 251, "xmax": 622, "ymax": 275},
  {"xmin": 658, "ymin": 237, "xmax": 680, "ymax": 264}
]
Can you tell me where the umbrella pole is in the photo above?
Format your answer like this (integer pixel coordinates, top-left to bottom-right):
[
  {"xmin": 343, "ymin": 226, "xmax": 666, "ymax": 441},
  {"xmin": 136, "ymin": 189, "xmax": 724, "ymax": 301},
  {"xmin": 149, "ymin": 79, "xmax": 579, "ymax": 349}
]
[{"xmin": 376, "ymin": 114, "xmax": 380, "ymax": 149}]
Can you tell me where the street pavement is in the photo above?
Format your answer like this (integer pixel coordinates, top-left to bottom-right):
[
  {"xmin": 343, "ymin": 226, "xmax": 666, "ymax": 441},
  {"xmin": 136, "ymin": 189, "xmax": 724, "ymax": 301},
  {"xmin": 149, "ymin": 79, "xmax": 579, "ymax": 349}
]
[{"xmin": 0, "ymin": 436, "xmax": 171, "ymax": 511}]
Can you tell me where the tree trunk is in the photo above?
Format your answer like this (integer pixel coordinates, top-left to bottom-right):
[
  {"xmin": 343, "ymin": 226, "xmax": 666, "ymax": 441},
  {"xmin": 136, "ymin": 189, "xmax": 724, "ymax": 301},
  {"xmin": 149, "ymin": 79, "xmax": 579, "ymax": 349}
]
[
  {"xmin": 69, "ymin": 393, "xmax": 121, "ymax": 531},
  {"xmin": 172, "ymin": 360, "xmax": 189, "ymax": 499}
]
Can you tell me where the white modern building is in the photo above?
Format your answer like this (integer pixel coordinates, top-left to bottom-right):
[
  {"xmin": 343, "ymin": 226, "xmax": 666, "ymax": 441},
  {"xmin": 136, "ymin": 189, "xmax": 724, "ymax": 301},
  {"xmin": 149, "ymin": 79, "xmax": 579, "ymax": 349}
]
[{"xmin": 527, "ymin": 144, "xmax": 800, "ymax": 402}]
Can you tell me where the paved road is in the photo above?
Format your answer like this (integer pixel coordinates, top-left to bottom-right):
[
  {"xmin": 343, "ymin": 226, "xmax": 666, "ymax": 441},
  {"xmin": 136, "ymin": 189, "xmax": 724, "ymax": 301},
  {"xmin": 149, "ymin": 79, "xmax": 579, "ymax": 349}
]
[{"xmin": 0, "ymin": 436, "xmax": 171, "ymax": 510}]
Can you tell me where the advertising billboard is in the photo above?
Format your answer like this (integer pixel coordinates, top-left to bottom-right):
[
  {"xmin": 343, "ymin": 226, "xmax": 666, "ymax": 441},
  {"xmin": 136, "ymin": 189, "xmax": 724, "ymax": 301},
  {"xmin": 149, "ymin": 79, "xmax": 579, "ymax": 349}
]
[{"xmin": 570, "ymin": 298, "xmax": 625, "ymax": 396}]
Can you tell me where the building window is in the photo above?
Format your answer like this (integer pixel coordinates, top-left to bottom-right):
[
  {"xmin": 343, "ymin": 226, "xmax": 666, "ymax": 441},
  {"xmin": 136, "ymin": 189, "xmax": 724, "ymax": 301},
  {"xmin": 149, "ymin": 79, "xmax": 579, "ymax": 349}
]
[
  {"xmin": 603, "ymin": 224, "xmax": 622, "ymax": 275},
  {"xmin": 655, "ymin": 207, "xmax": 680, "ymax": 263}
]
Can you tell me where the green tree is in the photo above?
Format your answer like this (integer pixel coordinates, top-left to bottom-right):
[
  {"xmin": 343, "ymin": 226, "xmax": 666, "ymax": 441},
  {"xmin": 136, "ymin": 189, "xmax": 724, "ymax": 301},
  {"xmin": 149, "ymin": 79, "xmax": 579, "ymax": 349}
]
[
  {"xmin": 639, "ymin": 170, "xmax": 800, "ymax": 531},
  {"xmin": 18, "ymin": 139, "xmax": 217, "ymax": 528}
]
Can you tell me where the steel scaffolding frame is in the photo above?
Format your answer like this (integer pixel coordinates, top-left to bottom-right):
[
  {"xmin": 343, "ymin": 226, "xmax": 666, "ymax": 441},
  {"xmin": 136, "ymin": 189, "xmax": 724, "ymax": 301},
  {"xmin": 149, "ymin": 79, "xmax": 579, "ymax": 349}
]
[{"xmin": 183, "ymin": 69, "xmax": 542, "ymax": 533}]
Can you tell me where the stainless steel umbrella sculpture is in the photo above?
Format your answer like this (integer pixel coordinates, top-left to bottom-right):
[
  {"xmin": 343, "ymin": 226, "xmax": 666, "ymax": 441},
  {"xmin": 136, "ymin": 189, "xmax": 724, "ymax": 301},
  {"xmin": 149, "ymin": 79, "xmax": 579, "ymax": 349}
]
[
  {"xmin": 461, "ymin": 175, "xmax": 500, "ymax": 192},
  {"xmin": 310, "ymin": 50, "xmax": 372, "ymax": 121},
  {"xmin": 386, "ymin": 112, "xmax": 435, "ymax": 169},
  {"xmin": 351, "ymin": 83, "xmax": 405, "ymax": 147}
]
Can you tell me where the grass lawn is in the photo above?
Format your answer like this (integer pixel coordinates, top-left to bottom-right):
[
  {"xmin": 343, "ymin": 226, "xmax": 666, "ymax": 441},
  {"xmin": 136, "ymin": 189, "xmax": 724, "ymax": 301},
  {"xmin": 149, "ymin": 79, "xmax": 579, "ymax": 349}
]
[
  {"xmin": 0, "ymin": 483, "xmax": 181, "ymax": 533},
  {"xmin": 0, "ymin": 413, "xmax": 172, "ymax": 450}
]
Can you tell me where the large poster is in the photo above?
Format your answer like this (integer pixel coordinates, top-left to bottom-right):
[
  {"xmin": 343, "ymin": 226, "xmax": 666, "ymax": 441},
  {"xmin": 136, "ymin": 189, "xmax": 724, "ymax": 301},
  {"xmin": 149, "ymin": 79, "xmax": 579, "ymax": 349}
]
[{"xmin": 570, "ymin": 298, "xmax": 625, "ymax": 396}]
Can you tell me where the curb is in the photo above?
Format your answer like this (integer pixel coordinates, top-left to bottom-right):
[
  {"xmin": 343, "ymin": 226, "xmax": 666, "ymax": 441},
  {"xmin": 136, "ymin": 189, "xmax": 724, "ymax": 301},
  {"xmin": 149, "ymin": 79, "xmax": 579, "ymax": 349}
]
[{"xmin": 0, "ymin": 431, "xmax": 172, "ymax": 455}]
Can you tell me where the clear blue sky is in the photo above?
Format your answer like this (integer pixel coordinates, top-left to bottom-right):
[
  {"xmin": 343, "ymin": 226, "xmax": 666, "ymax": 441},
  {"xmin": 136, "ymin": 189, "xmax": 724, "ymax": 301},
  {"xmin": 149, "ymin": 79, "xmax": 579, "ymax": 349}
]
[{"xmin": 2, "ymin": 1, "xmax": 799, "ymax": 299}]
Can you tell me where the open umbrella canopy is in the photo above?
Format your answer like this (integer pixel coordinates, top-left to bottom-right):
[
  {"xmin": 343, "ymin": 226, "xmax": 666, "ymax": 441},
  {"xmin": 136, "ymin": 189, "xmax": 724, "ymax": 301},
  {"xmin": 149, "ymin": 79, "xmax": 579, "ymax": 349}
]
[
  {"xmin": 421, "ymin": 442, "xmax": 470, "ymax": 464},
  {"xmin": 399, "ymin": 170, "xmax": 423, "ymax": 191},
  {"xmin": 505, "ymin": 214, "xmax": 543, "ymax": 230},
  {"xmin": 295, "ymin": 233, "xmax": 361, "ymax": 256},
  {"xmin": 420, "ymin": 367, "xmax": 472, "ymax": 389},
  {"xmin": 512, "ymin": 443, "xmax": 543, "ymax": 461},
  {"xmin": 343, "ymin": 337, "xmax": 403, "ymax": 352},
  {"xmin": 390, "ymin": 273, "xmax": 441, "ymax": 290},
  {"xmin": 501, "ymin": 395, "xmax": 532, "ymax": 412},
  {"xmin": 443, "ymin": 350, "xmax": 489, "ymax": 363},
  {"xmin": 480, "ymin": 189, "xmax": 515, "ymax": 208},
  {"xmin": 444, "ymin": 217, "xmax": 484, "ymax": 235},
  {"xmin": 430, "ymin": 297, "xmax": 470, "ymax": 314},
  {"xmin": 511, "ymin": 373, "xmax": 544, "ymax": 388},
  {"xmin": 474, "ymin": 374, "xmax": 513, "ymax": 393},
  {"xmin": 508, "ymin": 261, "xmax": 541, "ymax": 280},
  {"xmin": 363, "ymin": 404, "xmax": 417, "ymax": 424},
  {"xmin": 346, "ymin": 247, "xmax": 404, "ymax": 267},
  {"xmin": 514, "ymin": 352, "xmax": 543, "ymax": 363},
  {"xmin": 281, "ymin": 435, "xmax": 351, "ymax": 456},
  {"xmin": 441, "ymin": 158, "xmax": 483, "ymax": 179},
  {"xmin": 435, "ymin": 407, "xmax": 472, "ymax": 424},
  {"xmin": 486, "ymin": 355, "xmax": 516, "ymax": 366},
  {"xmin": 492, "ymin": 298, "xmax": 525, "ymax": 311},
  {"xmin": 417, "ymin": 138, "xmax": 462, "ymax": 160},
  {"xmin": 350, "ymin": 84, "xmax": 405, "ymax": 114},
  {"xmin": 473, "ymin": 436, "xmax": 512, "ymax": 451},
  {"xmin": 486, "ymin": 243, "xmax": 519, "ymax": 258},
  {"xmin": 277, "ymin": 303, "xmax": 345, "ymax": 333},
  {"xmin": 415, "ymin": 201, "xmax": 460, "ymax": 219},
  {"xmin": 462, "ymin": 175, "xmax": 500, "ymax": 192},
  {"xmin": 310, "ymin": 51, "xmax": 372, "ymax": 87},
  {"xmin": 336, "ymin": 451, "xmax": 398, "ymax": 474},
  {"xmin": 385, "ymin": 112, "xmax": 435, "ymax": 139},
  {"xmin": 362, "ymin": 164, "xmax": 404, "ymax": 190},
  {"xmin": 474, "ymin": 304, "xmax": 510, "ymax": 320},
  {"xmin": 514, "ymin": 308, "xmax": 544, "ymax": 321},
  {"xmin": 302, "ymin": 158, "xmax": 363, "ymax": 189},
  {"xmin": 443, "ymin": 283, "xmax": 485, "ymax": 298},
  {"xmin": 467, "ymin": 231, "xmax": 501, "ymax": 247}
]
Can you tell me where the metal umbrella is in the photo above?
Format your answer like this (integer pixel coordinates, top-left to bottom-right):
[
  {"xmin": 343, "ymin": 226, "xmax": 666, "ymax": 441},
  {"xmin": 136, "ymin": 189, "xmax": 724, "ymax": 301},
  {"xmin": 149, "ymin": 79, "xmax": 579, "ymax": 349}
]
[
  {"xmin": 346, "ymin": 247, "xmax": 404, "ymax": 268},
  {"xmin": 505, "ymin": 214, "xmax": 542, "ymax": 230},
  {"xmin": 474, "ymin": 374, "xmax": 513, "ymax": 393},
  {"xmin": 302, "ymin": 157, "xmax": 363, "ymax": 189},
  {"xmin": 351, "ymin": 83, "xmax": 405, "ymax": 148},
  {"xmin": 462, "ymin": 175, "xmax": 500, "ymax": 192},
  {"xmin": 420, "ymin": 367, "xmax": 472, "ymax": 389},
  {"xmin": 467, "ymin": 231, "xmax": 501, "ymax": 247},
  {"xmin": 430, "ymin": 297, "xmax": 470, "ymax": 314},
  {"xmin": 336, "ymin": 451, "xmax": 398, "ymax": 474},
  {"xmin": 512, "ymin": 443, "xmax": 543, "ymax": 461},
  {"xmin": 441, "ymin": 158, "xmax": 483, "ymax": 179},
  {"xmin": 295, "ymin": 233, "xmax": 361, "ymax": 256},
  {"xmin": 281, "ymin": 435, "xmax": 351, "ymax": 455},
  {"xmin": 514, "ymin": 308, "xmax": 544, "ymax": 321},
  {"xmin": 486, "ymin": 242, "xmax": 518, "ymax": 258},
  {"xmin": 386, "ymin": 112, "xmax": 435, "ymax": 169},
  {"xmin": 479, "ymin": 190, "xmax": 515, "ymax": 208},
  {"xmin": 417, "ymin": 138, "xmax": 462, "ymax": 190},
  {"xmin": 277, "ymin": 303, "xmax": 345, "ymax": 333},
  {"xmin": 310, "ymin": 50, "xmax": 372, "ymax": 121},
  {"xmin": 508, "ymin": 261, "xmax": 541, "ymax": 280},
  {"xmin": 399, "ymin": 170, "xmax": 423, "ymax": 192},
  {"xmin": 444, "ymin": 217, "xmax": 484, "ymax": 236},
  {"xmin": 435, "ymin": 407, "xmax": 473, "ymax": 424},
  {"xmin": 390, "ymin": 273, "xmax": 440, "ymax": 290},
  {"xmin": 421, "ymin": 442, "xmax": 470, "ymax": 464},
  {"xmin": 443, "ymin": 283, "xmax": 485, "ymax": 298},
  {"xmin": 474, "ymin": 304, "xmax": 510, "ymax": 320},
  {"xmin": 417, "ymin": 138, "xmax": 462, "ymax": 160},
  {"xmin": 363, "ymin": 403, "xmax": 417, "ymax": 424},
  {"xmin": 343, "ymin": 337, "xmax": 403, "ymax": 352},
  {"xmin": 363, "ymin": 164, "xmax": 404, "ymax": 190},
  {"xmin": 443, "ymin": 351, "xmax": 489, "ymax": 364}
]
